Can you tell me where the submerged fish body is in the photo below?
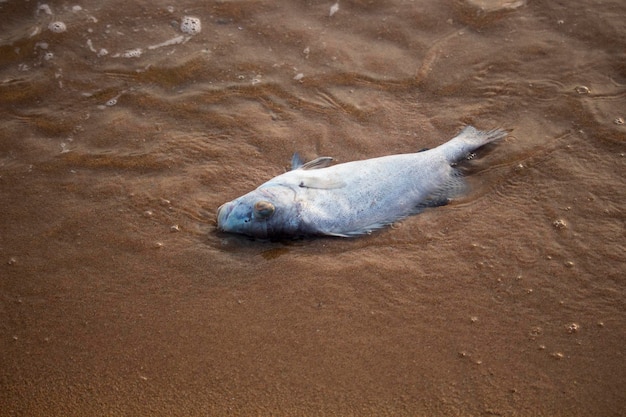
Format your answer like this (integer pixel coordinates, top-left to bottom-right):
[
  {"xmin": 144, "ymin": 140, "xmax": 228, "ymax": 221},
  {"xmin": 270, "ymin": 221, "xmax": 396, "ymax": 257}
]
[{"xmin": 217, "ymin": 126, "xmax": 507, "ymax": 238}]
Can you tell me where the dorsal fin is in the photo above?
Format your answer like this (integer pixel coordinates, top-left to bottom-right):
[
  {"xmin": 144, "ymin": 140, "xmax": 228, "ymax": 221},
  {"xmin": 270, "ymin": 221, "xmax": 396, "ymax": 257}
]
[
  {"xmin": 291, "ymin": 153, "xmax": 304, "ymax": 170},
  {"xmin": 291, "ymin": 153, "xmax": 334, "ymax": 170}
]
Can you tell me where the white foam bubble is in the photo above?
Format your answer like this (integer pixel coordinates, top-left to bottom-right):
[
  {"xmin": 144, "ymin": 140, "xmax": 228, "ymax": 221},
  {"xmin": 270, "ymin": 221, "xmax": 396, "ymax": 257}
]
[
  {"xmin": 48, "ymin": 21, "xmax": 67, "ymax": 33},
  {"xmin": 329, "ymin": 2, "xmax": 339, "ymax": 16},
  {"xmin": 148, "ymin": 35, "xmax": 186, "ymax": 50},
  {"xmin": 37, "ymin": 4, "xmax": 53, "ymax": 16},
  {"xmin": 29, "ymin": 26, "xmax": 41, "ymax": 38},
  {"xmin": 180, "ymin": 16, "xmax": 201, "ymax": 35},
  {"xmin": 121, "ymin": 48, "xmax": 143, "ymax": 58}
]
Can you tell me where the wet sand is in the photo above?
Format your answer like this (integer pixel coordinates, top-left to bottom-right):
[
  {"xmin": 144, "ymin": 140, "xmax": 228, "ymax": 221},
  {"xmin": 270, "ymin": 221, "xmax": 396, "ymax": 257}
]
[{"xmin": 1, "ymin": 0, "xmax": 625, "ymax": 415}]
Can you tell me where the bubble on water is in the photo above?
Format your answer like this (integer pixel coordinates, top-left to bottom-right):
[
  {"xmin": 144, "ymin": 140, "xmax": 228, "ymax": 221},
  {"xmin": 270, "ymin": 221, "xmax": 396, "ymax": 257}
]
[
  {"xmin": 167, "ymin": 6, "xmax": 175, "ymax": 13},
  {"xmin": 28, "ymin": 27, "xmax": 41, "ymax": 38},
  {"xmin": 552, "ymin": 219, "xmax": 567, "ymax": 229},
  {"xmin": 106, "ymin": 98, "xmax": 117, "ymax": 106},
  {"xmin": 574, "ymin": 85, "xmax": 590, "ymax": 94},
  {"xmin": 48, "ymin": 21, "xmax": 67, "ymax": 33},
  {"xmin": 122, "ymin": 48, "xmax": 143, "ymax": 58},
  {"xmin": 329, "ymin": 2, "xmax": 339, "ymax": 16},
  {"xmin": 463, "ymin": 0, "xmax": 526, "ymax": 13},
  {"xmin": 44, "ymin": 52, "xmax": 54, "ymax": 60},
  {"xmin": 72, "ymin": 5, "xmax": 82, "ymax": 12},
  {"xmin": 98, "ymin": 48, "xmax": 108, "ymax": 57},
  {"xmin": 37, "ymin": 4, "xmax": 53, "ymax": 16},
  {"xmin": 148, "ymin": 35, "xmax": 186, "ymax": 50},
  {"xmin": 180, "ymin": 16, "xmax": 201, "ymax": 35},
  {"xmin": 614, "ymin": 117, "xmax": 624, "ymax": 125},
  {"xmin": 293, "ymin": 73, "xmax": 304, "ymax": 81}
]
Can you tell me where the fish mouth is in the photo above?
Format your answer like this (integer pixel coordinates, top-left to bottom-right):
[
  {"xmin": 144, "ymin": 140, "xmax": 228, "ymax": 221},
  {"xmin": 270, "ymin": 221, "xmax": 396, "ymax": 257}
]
[{"xmin": 216, "ymin": 202, "xmax": 233, "ymax": 231}]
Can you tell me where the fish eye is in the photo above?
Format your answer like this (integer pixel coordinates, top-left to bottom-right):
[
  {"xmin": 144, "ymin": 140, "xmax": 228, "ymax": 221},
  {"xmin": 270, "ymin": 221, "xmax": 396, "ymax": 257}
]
[{"xmin": 253, "ymin": 200, "xmax": 275, "ymax": 219}]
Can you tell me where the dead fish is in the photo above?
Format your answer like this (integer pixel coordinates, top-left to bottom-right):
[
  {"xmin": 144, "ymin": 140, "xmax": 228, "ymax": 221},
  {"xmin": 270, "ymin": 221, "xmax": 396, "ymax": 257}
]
[{"xmin": 217, "ymin": 126, "xmax": 507, "ymax": 238}]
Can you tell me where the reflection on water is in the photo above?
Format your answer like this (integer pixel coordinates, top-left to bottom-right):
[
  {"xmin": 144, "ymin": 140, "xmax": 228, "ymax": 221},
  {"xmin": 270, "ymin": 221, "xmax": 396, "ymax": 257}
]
[{"xmin": 1, "ymin": 0, "xmax": 624, "ymax": 415}]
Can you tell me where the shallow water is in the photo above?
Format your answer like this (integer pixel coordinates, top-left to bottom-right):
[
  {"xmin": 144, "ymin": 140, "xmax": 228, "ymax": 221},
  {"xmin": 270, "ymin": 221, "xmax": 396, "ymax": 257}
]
[{"xmin": 1, "ymin": 0, "xmax": 625, "ymax": 415}]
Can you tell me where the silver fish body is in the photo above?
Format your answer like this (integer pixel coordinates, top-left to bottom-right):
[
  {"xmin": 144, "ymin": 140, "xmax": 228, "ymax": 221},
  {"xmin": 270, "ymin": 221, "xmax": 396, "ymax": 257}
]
[{"xmin": 217, "ymin": 126, "xmax": 507, "ymax": 238}]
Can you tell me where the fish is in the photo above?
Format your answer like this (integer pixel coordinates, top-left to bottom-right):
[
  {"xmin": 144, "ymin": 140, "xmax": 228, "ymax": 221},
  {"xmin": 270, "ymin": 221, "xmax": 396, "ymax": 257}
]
[{"xmin": 216, "ymin": 126, "xmax": 507, "ymax": 238}]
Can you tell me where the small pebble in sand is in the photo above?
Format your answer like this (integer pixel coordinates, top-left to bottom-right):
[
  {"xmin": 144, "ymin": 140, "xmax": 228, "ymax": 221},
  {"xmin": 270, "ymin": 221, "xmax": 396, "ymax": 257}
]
[{"xmin": 566, "ymin": 323, "xmax": 580, "ymax": 333}]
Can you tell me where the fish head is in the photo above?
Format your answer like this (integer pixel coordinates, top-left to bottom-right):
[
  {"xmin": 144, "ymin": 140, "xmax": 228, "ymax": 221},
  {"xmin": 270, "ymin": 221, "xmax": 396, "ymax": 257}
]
[{"xmin": 217, "ymin": 186, "xmax": 300, "ymax": 238}]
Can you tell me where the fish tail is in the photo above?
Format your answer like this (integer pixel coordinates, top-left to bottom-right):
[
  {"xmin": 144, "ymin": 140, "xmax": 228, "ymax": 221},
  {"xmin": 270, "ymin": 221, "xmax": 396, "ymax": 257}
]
[{"xmin": 441, "ymin": 126, "xmax": 508, "ymax": 163}]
